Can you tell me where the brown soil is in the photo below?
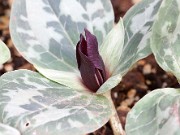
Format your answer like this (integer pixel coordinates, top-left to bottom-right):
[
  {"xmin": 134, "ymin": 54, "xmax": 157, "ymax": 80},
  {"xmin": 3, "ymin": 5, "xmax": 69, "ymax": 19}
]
[{"xmin": 0, "ymin": 0, "xmax": 179, "ymax": 135}]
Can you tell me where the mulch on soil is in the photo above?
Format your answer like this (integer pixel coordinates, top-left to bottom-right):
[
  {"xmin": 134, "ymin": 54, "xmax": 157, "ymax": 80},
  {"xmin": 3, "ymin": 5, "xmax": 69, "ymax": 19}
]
[{"xmin": 0, "ymin": 0, "xmax": 179, "ymax": 135}]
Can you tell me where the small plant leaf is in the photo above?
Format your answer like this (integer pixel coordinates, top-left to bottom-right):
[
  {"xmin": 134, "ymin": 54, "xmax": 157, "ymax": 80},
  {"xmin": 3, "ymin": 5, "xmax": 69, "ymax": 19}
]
[
  {"xmin": 0, "ymin": 40, "xmax": 10, "ymax": 65},
  {"xmin": 97, "ymin": 0, "xmax": 163, "ymax": 94},
  {"xmin": 0, "ymin": 123, "xmax": 20, "ymax": 135},
  {"xmin": 151, "ymin": 0, "xmax": 180, "ymax": 81},
  {"xmin": 126, "ymin": 88, "xmax": 180, "ymax": 135},
  {"xmin": 97, "ymin": 19, "xmax": 124, "ymax": 93},
  {"xmin": 97, "ymin": 74, "xmax": 122, "ymax": 94},
  {"xmin": 100, "ymin": 18, "xmax": 124, "ymax": 76},
  {"xmin": 35, "ymin": 67, "xmax": 85, "ymax": 91},
  {"xmin": 10, "ymin": 0, "xmax": 114, "ymax": 89},
  {"xmin": 0, "ymin": 70, "xmax": 112, "ymax": 135},
  {"xmin": 114, "ymin": 0, "xmax": 163, "ymax": 76}
]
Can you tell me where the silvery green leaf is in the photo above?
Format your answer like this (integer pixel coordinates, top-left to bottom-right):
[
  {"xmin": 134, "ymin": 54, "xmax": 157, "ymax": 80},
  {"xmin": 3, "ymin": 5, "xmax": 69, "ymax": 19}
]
[
  {"xmin": 100, "ymin": 18, "xmax": 124, "ymax": 75},
  {"xmin": 97, "ymin": 19, "xmax": 124, "ymax": 93},
  {"xmin": 10, "ymin": 0, "xmax": 114, "ymax": 89},
  {"xmin": 0, "ymin": 70, "xmax": 112, "ymax": 135},
  {"xmin": 98, "ymin": 0, "xmax": 163, "ymax": 94},
  {"xmin": 126, "ymin": 88, "xmax": 180, "ymax": 135},
  {"xmin": 0, "ymin": 40, "xmax": 10, "ymax": 65},
  {"xmin": 35, "ymin": 67, "xmax": 85, "ymax": 91},
  {"xmin": 151, "ymin": 0, "xmax": 180, "ymax": 81},
  {"xmin": 114, "ymin": 0, "xmax": 163, "ymax": 76},
  {"xmin": 97, "ymin": 74, "xmax": 122, "ymax": 94},
  {"xmin": 0, "ymin": 123, "xmax": 20, "ymax": 135}
]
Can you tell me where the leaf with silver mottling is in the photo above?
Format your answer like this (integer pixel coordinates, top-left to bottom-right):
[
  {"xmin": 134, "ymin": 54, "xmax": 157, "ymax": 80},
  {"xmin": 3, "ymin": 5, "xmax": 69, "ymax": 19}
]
[
  {"xmin": 0, "ymin": 123, "xmax": 20, "ymax": 135},
  {"xmin": 98, "ymin": 18, "xmax": 124, "ymax": 93},
  {"xmin": 126, "ymin": 88, "xmax": 180, "ymax": 135},
  {"xmin": 151, "ymin": 0, "xmax": 180, "ymax": 81},
  {"xmin": 97, "ymin": 0, "xmax": 163, "ymax": 93},
  {"xmin": 10, "ymin": 0, "xmax": 114, "ymax": 89},
  {"xmin": 100, "ymin": 18, "xmax": 124, "ymax": 76},
  {"xmin": 0, "ymin": 70, "xmax": 112, "ymax": 135},
  {"xmin": 114, "ymin": 0, "xmax": 163, "ymax": 76}
]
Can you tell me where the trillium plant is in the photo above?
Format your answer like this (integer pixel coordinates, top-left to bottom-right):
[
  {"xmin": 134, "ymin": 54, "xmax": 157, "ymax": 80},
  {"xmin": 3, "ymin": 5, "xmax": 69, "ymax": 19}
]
[{"xmin": 0, "ymin": 0, "xmax": 180, "ymax": 134}]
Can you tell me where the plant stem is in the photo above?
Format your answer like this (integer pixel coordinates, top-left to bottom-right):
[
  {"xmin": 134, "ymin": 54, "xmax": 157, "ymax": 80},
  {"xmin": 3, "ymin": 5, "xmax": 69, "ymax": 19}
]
[{"xmin": 105, "ymin": 92, "xmax": 125, "ymax": 135}]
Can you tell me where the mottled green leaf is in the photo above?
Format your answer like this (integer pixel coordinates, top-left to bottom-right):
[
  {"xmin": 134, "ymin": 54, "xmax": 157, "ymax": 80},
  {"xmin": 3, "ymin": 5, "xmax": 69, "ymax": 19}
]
[
  {"xmin": 0, "ymin": 123, "xmax": 20, "ymax": 135},
  {"xmin": 0, "ymin": 70, "xmax": 112, "ymax": 135},
  {"xmin": 98, "ymin": 0, "xmax": 163, "ymax": 93},
  {"xmin": 10, "ymin": 0, "xmax": 114, "ymax": 89},
  {"xmin": 97, "ymin": 74, "xmax": 122, "ymax": 94},
  {"xmin": 151, "ymin": 0, "xmax": 180, "ymax": 81},
  {"xmin": 126, "ymin": 88, "xmax": 180, "ymax": 135},
  {"xmin": 0, "ymin": 40, "xmax": 10, "ymax": 65},
  {"xmin": 114, "ymin": 0, "xmax": 163, "ymax": 76},
  {"xmin": 97, "ymin": 19, "xmax": 124, "ymax": 93},
  {"xmin": 100, "ymin": 18, "xmax": 124, "ymax": 75},
  {"xmin": 35, "ymin": 67, "xmax": 85, "ymax": 91}
]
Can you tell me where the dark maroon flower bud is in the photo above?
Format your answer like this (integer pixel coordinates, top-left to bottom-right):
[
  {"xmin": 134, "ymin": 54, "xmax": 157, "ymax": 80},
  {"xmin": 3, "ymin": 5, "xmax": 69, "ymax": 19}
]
[{"xmin": 76, "ymin": 29, "xmax": 106, "ymax": 92}]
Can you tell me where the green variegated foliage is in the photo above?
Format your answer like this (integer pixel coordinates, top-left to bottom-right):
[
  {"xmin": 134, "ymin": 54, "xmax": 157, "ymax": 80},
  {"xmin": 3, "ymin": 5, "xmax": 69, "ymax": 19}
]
[
  {"xmin": 0, "ymin": 123, "xmax": 20, "ymax": 135},
  {"xmin": 114, "ymin": 0, "xmax": 163, "ymax": 76},
  {"xmin": 151, "ymin": 0, "xmax": 180, "ymax": 82},
  {"xmin": 10, "ymin": 0, "xmax": 115, "ymax": 92},
  {"xmin": 98, "ymin": 0, "xmax": 163, "ymax": 93},
  {"xmin": 9, "ymin": 0, "xmax": 162, "ymax": 94},
  {"xmin": 7, "ymin": 0, "xmax": 115, "ymax": 134},
  {"xmin": 6, "ymin": 0, "xmax": 176, "ymax": 134},
  {"xmin": 126, "ymin": 88, "xmax": 180, "ymax": 135},
  {"xmin": 126, "ymin": 0, "xmax": 180, "ymax": 135},
  {"xmin": 0, "ymin": 70, "xmax": 111, "ymax": 135},
  {"xmin": 98, "ymin": 19, "xmax": 124, "ymax": 93},
  {"xmin": 0, "ymin": 40, "xmax": 10, "ymax": 65}
]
